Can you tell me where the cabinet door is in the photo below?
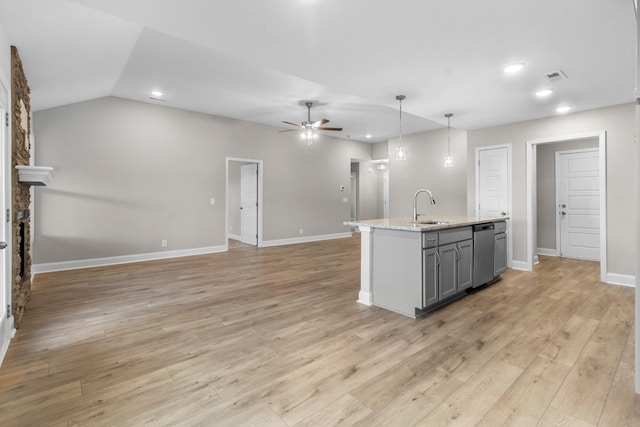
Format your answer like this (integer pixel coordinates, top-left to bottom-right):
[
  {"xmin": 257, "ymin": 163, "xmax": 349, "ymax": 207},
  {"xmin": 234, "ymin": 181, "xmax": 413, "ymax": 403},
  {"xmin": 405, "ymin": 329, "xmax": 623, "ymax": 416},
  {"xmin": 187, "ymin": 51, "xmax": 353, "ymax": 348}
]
[
  {"xmin": 438, "ymin": 243, "xmax": 457, "ymax": 300},
  {"xmin": 494, "ymin": 233, "xmax": 507, "ymax": 275},
  {"xmin": 423, "ymin": 247, "xmax": 438, "ymax": 308},
  {"xmin": 456, "ymin": 239, "xmax": 473, "ymax": 291}
]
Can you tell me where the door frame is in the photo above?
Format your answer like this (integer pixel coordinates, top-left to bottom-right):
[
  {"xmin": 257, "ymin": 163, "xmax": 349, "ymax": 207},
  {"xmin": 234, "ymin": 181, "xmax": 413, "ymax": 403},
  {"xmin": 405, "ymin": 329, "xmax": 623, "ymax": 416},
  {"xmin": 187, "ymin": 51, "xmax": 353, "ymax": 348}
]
[
  {"xmin": 0, "ymin": 71, "xmax": 12, "ymax": 366},
  {"xmin": 475, "ymin": 143, "xmax": 513, "ymax": 268},
  {"xmin": 240, "ymin": 163, "xmax": 259, "ymax": 246},
  {"xmin": 526, "ymin": 131, "xmax": 606, "ymax": 281},
  {"xmin": 555, "ymin": 147, "xmax": 600, "ymax": 259},
  {"xmin": 225, "ymin": 157, "xmax": 263, "ymax": 247}
]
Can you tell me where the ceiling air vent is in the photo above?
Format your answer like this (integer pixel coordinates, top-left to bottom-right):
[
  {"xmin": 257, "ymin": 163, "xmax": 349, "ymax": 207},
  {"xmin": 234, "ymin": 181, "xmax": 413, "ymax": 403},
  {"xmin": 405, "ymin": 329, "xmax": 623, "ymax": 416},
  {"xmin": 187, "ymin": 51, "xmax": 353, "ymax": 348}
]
[{"xmin": 544, "ymin": 70, "xmax": 568, "ymax": 82}]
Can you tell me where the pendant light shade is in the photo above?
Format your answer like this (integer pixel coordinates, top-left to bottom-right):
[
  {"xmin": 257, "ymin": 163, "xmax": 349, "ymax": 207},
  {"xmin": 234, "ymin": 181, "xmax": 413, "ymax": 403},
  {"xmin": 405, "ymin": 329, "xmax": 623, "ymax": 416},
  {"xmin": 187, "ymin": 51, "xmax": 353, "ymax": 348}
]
[
  {"xmin": 444, "ymin": 113, "xmax": 454, "ymax": 168},
  {"xmin": 395, "ymin": 95, "xmax": 407, "ymax": 161}
]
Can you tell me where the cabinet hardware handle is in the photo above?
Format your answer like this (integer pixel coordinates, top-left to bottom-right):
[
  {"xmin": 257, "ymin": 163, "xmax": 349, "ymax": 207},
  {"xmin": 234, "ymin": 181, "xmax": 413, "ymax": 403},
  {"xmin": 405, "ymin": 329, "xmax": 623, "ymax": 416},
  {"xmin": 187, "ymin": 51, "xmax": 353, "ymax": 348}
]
[{"xmin": 435, "ymin": 251, "xmax": 440, "ymax": 266}]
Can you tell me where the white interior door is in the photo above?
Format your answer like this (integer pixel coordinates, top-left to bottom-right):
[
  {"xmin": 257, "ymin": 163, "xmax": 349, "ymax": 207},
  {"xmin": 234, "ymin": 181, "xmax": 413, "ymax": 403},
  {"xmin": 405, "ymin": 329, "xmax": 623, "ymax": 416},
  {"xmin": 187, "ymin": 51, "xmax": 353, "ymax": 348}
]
[
  {"xmin": 0, "ymin": 79, "xmax": 10, "ymax": 361},
  {"xmin": 240, "ymin": 163, "xmax": 258, "ymax": 245},
  {"xmin": 478, "ymin": 147, "xmax": 509, "ymax": 218},
  {"xmin": 556, "ymin": 149, "xmax": 600, "ymax": 260}
]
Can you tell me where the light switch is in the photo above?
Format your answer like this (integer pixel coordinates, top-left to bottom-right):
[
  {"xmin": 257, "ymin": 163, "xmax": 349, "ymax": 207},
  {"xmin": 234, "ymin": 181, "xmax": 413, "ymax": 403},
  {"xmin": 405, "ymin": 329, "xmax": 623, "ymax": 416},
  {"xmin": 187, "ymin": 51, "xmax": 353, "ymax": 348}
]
[
  {"xmin": 210, "ymin": 198, "xmax": 215, "ymax": 205},
  {"xmin": 343, "ymin": 197, "xmax": 349, "ymax": 203}
]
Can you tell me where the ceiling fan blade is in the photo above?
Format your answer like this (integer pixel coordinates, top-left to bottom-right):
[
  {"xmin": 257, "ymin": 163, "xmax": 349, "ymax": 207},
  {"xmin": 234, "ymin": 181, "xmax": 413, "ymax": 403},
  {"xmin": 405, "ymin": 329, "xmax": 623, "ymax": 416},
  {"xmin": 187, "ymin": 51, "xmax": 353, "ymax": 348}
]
[
  {"xmin": 316, "ymin": 127, "xmax": 343, "ymax": 131},
  {"xmin": 279, "ymin": 129, "xmax": 300, "ymax": 132},
  {"xmin": 312, "ymin": 119, "xmax": 329, "ymax": 127},
  {"xmin": 282, "ymin": 121, "xmax": 302, "ymax": 127}
]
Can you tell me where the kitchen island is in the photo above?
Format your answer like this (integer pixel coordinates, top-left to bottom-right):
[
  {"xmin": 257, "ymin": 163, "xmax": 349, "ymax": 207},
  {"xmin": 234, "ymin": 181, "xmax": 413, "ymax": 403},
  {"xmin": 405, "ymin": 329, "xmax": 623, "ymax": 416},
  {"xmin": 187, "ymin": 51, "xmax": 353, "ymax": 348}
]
[{"xmin": 344, "ymin": 216, "xmax": 508, "ymax": 318}]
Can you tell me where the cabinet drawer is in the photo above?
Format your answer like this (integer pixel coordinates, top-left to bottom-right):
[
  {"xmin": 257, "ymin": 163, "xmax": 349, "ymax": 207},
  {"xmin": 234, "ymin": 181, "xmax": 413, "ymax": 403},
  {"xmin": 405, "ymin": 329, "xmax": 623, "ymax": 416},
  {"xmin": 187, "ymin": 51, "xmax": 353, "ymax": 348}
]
[
  {"xmin": 439, "ymin": 226, "xmax": 472, "ymax": 245},
  {"xmin": 494, "ymin": 221, "xmax": 507, "ymax": 234},
  {"xmin": 422, "ymin": 232, "xmax": 438, "ymax": 248}
]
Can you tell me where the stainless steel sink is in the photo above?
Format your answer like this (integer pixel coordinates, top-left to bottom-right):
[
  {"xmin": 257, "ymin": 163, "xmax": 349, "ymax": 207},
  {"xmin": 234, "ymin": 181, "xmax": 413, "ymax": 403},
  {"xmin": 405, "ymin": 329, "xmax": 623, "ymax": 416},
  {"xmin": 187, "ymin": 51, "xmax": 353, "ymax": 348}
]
[{"xmin": 412, "ymin": 219, "xmax": 452, "ymax": 225}]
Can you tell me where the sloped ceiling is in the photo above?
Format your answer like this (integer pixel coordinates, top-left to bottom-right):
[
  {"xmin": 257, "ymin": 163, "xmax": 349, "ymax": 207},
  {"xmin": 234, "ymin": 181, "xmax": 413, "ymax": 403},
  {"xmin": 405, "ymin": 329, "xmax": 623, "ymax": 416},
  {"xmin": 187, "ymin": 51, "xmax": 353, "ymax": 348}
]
[{"xmin": 0, "ymin": 0, "xmax": 635, "ymax": 142}]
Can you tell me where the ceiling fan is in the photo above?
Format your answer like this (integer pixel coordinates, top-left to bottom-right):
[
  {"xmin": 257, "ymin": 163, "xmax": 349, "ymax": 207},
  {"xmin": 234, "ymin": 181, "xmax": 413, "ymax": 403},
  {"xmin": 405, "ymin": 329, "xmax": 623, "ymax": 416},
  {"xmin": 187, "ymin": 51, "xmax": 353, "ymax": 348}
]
[{"xmin": 280, "ymin": 101, "xmax": 342, "ymax": 144}]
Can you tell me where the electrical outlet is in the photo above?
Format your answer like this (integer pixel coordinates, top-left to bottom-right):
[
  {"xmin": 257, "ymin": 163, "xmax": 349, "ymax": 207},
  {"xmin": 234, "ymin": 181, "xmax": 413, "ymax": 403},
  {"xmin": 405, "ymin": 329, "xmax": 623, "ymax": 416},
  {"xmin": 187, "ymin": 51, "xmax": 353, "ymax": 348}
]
[
  {"xmin": 161, "ymin": 240, "xmax": 167, "ymax": 247},
  {"xmin": 299, "ymin": 228, "xmax": 304, "ymax": 235}
]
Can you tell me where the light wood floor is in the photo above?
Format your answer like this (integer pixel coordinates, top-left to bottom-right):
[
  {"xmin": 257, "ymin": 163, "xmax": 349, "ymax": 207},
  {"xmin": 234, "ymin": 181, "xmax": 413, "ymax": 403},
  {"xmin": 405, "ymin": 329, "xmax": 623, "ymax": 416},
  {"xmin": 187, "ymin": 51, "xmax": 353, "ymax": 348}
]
[{"xmin": 0, "ymin": 235, "xmax": 637, "ymax": 426}]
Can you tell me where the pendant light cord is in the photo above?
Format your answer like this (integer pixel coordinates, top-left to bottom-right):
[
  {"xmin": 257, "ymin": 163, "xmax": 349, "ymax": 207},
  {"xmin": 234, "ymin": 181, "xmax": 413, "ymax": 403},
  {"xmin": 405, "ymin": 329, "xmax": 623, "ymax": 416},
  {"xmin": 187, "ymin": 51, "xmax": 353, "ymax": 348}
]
[{"xmin": 447, "ymin": 114, "xmax": 451, "ymax": 156}]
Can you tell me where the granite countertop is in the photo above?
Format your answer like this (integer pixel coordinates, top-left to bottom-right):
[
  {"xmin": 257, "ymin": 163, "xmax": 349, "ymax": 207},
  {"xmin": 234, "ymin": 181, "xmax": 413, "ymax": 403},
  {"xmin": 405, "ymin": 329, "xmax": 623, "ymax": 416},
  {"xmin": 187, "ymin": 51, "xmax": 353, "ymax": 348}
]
[{"xmin": 344, "ymin": 215, "xmax": 509, "ymax": 232}]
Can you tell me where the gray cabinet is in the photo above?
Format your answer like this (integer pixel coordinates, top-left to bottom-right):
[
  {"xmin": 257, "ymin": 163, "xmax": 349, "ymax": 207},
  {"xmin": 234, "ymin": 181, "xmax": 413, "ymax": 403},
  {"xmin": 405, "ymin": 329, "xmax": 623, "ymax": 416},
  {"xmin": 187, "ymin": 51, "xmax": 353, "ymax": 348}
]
[
  {"xmin": 438, "ymin": 239, "xmax": 473, "ymax": 300},
  {"xmin": 422, "ymin": 227, "xmax": 474, "ymax": 309},
  {"xmin": 422, "ymin": 247, "xmax": 438, "ymax": 307},
  {"xmin": 457, "ymin": 239, "xmax": 473, "ymax": 291},
  {"xmin": 438, "ymin": 243, "xmax": 457, "ymax": 300},
  {"xmin": 494, "ymin": 232, "xmax": 507, "ymax": 276}
]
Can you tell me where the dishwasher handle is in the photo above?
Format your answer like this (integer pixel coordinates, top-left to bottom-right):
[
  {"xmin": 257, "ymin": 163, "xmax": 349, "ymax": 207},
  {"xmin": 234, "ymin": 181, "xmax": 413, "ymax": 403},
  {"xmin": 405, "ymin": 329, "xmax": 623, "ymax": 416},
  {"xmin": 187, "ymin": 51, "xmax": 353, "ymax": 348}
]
[{"xmin": 473, "ymin": 223, "xmax": 495, "ymax": 232}]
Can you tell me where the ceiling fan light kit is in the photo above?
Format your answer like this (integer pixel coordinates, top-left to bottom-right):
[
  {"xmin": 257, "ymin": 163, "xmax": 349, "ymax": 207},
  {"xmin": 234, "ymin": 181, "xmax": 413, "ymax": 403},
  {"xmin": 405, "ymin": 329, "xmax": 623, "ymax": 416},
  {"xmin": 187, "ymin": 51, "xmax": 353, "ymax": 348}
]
[{"xmin": 280, "ymin": 101, "xmax": 342, "ymax": 145}]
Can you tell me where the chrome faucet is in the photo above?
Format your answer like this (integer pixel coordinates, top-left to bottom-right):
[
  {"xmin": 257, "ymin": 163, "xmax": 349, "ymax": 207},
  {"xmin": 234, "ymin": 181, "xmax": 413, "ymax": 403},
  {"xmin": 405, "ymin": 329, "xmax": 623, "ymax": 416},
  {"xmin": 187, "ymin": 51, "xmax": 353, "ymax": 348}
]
[{"xmin": 413, "ymin": 189, "xmax": 436, "ymax": 221}]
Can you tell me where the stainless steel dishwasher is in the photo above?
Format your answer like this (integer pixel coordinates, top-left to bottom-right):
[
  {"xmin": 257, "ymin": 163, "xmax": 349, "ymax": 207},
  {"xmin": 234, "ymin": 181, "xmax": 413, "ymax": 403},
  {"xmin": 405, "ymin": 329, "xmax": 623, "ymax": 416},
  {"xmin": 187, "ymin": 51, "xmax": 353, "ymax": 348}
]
[{"xmin": 473, "ymin": 223, "xmax": 495, "ymax": 287}]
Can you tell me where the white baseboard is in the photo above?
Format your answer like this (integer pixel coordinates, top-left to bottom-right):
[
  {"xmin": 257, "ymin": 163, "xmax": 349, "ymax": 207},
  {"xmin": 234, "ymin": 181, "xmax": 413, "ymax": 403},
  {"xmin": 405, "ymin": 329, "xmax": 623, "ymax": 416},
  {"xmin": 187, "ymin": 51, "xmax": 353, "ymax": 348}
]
[
  {"xmin": 537, "ymin": 248, "xmax": 558, "ymax": 256},
  {"xmin": 605, "ymin": 273, "xmax": 636, "ymax": 287},
  {"xmin": 357, "ymin": 291, "xmax": 373, "ymax": 306},
  {"xmin": 228, "ymin": 234, "xmax": 241, "ymax": 241},
  {"xmin": 510, "ymin": 260, "xmax": 530, "ymax": 271},
  {"xmin": 0, "ymin": 316, "xmax": 15, "ymax": 368},
  {"xmin": 32, "ymin": 244, "xmax": 229, "ymax": 274},
  {"xmin": 261, "ymin": 232, "xmax": 352, "ymax": 248}
]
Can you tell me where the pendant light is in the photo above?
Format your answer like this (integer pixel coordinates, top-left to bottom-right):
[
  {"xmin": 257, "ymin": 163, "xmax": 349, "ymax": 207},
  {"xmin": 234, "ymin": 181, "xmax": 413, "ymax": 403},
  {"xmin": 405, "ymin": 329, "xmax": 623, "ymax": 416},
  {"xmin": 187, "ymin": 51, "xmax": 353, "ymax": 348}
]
[
  {"xmin": 395, "ymin": 95, "xmax": 407, "ymax": 161},
  {"xmin": 444, "ymin": 113, "xmax": 454, "ymax": 168}
]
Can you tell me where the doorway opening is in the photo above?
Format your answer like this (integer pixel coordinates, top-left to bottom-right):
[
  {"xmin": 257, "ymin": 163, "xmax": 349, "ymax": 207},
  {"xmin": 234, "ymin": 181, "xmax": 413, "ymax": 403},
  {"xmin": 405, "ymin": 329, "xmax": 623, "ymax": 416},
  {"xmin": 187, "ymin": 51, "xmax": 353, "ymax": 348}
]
[
  {"xmin": 536, "ymin": 141, "xmax": 600, "ymax": 261},
  {"xmin": 526, "ymin": 132, "xmax": 607, "ymax": 282},
  {"xmin": 350, "ymin": 162, "xmax": 359, "ymax": 221},
  {"xmin": 225, "ymin": 157, "xmax": 263, "ymax": 248}
]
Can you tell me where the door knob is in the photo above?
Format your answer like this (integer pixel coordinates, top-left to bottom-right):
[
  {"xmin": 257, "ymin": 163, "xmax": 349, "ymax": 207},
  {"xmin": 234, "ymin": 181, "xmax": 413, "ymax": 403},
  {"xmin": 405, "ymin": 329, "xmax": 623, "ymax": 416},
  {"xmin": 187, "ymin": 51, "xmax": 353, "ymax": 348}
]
[
  {"xmin": 500, "ymin": 211, "xmax": 507, "ymax": 216},
  {"xmin": 0, "ymin": 242, "xmax": 6, "ymax": 249},
  {"xmin": 561, "ymin": 211, "xmax": 567, "ymax": 216}
]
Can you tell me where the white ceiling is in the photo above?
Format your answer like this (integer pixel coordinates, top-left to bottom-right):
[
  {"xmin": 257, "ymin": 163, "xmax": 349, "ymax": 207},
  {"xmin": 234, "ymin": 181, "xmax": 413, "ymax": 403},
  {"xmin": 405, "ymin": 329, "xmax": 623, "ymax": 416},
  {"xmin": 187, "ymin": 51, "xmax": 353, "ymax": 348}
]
[{"xmin": 0, "ymin": 0, "xmax": 636, "ymax": 142}]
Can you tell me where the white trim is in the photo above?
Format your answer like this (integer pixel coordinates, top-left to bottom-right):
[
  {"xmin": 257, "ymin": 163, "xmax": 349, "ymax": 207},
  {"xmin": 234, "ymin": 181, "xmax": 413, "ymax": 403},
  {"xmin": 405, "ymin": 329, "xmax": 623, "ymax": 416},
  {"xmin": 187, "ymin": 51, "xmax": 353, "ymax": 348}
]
[
  {"xmin": 261, "ymin": 232, "xmax": 352, "ymax": 248},
  {"xmin": 606, "ymin": 273, "xmax": 636, "ymax": 287},
  {"xmin": 475, "ymin": 144, "xmax": 513, "ymax": 268},
  {"xmin": 526, "ymin": 131, "xmax": 607, "ymax": 283},
  {"xmin": 357, "ymin": 226, "xmax": 373, "ymax": 306},
  {"xmin": 510, "ymin": 260, "xmax": 529, "ymax": 271},
  {"xmin": 32, "ymin": 245, "xmax": 228, "ymax": 274},
  {"xmin": 536, "ymin": 248, "xmax": 558, "ymax": 256},
  {"xmin": 0, "ymin": 315, "xmax": 14, "ymax": 368},
  {"xmin": 534, "ymin": 255, "xmax": 540, "ymax": 265},
  {"xmin": 225, "ymin": 157, "xmax": 264, "ymax": 247},
  {"xmin": 228, "ymin": 233, "xmax": 241, "ymax": 241}
]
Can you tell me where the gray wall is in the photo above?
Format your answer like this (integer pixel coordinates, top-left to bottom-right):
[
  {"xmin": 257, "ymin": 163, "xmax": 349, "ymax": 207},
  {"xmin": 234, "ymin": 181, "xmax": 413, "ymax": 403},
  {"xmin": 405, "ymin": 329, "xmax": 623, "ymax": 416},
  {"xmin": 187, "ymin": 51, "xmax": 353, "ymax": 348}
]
[
  {"xmin": 372, "ymin": 141, "xmax": 388, "ymax": 160},
  {"xmin": 467, "ymin": 103, "xmax": 635, "ymax": 276},
  {"xmin": 33, "ymin": 96, "xmax": 374, "ymax": 264},
  {"xmin": 536, "ymin": 138, "xmax": 599, "ymax": 251},
  {"xmin": 388, "ymin": 127, "xmax": 467, "ymax": 218}
]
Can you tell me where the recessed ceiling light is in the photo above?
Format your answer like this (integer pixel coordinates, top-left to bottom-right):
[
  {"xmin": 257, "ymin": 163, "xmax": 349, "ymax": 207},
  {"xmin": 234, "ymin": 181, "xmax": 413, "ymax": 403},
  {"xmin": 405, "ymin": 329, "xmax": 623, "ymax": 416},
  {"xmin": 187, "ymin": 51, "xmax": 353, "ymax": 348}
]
[
  {"xmin": 555, "ymin": 106, "xmax": 572, "ymax": 114},
  {"xmin": 365, "ymin": 134, "xmax": 372, "ymax": 139},
  {"xmin": 535, "ymin": 89, "xmax": 554, "ymax": 97},
  {"xmin": 151, "ymin": 90, "xmax": 163, "ymax": 97},
  {"xmin": 503, "ymin": 63, "xmax": 525, "ymax": 73}
]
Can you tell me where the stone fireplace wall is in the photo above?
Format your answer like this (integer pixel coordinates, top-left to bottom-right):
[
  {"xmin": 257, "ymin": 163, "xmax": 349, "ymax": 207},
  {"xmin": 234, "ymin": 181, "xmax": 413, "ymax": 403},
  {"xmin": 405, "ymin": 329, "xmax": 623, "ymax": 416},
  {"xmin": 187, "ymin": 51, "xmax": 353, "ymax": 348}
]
[{"xmin": 11, "ymin": 46, "xmax": 32, "ymax": 328}]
